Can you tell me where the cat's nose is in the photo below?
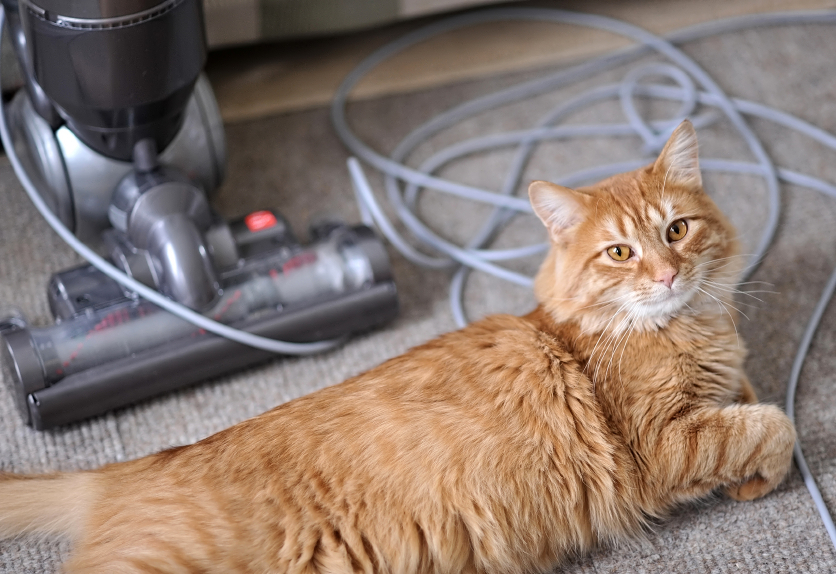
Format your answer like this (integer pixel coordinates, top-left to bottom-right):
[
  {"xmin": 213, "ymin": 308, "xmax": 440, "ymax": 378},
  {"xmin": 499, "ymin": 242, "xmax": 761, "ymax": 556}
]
[{"xmin": 655, "ymin": 269, "xmax": 677, "ymax": 289}]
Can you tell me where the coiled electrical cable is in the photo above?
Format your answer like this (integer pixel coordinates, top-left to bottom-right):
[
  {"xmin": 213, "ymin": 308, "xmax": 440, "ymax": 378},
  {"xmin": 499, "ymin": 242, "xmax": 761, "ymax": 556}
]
[{"xmin": 331, "ymin": 7, "xmax": 836, "ymax": 552}]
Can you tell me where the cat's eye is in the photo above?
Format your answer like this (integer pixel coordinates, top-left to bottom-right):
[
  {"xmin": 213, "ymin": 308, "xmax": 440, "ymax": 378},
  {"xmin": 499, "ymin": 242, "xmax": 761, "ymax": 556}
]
[
  {"xmin": 607, "ymin": 245, "xmax": 631, "ymax": 261},
  {"xmin": 667, "ymin": 219, "xmax": 688, "ymax": 242}
]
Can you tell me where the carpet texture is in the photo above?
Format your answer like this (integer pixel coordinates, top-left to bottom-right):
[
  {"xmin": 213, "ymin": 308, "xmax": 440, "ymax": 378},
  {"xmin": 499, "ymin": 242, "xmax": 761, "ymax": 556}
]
[{"xmin": 2, "ymin": 17, "xmax": 836, "ymax": 573}]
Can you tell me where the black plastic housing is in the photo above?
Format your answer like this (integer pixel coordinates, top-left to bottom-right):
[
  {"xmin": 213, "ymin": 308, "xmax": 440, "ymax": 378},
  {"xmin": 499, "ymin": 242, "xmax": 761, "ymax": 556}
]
[{"xmin": 18, "ymin": 0, "xmax": 206, "ymax": 160}]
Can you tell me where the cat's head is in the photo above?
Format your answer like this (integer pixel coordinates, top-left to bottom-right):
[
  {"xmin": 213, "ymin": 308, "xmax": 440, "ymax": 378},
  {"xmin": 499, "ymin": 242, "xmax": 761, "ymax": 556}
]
[{"xmin": 530, "ymin": 120, "xmax": 741, "ymax": 333}]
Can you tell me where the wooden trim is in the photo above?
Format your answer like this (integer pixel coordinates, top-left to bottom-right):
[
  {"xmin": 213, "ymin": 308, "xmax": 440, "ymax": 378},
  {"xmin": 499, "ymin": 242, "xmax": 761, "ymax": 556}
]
[{"xmin": 207, "ymin": 0, "xmax": 836, "ymax": 123}]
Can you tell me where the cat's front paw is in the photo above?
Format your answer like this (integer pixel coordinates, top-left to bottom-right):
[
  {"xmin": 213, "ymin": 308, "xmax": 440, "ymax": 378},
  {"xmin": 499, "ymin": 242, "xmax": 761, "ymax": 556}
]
[
  {"xmin": 725, "ymin": 405, "xmax": 796, "ymax": 502},
  {"xmin": 725, "ymin": 476, "xmax": 772, "ymax": 501}
]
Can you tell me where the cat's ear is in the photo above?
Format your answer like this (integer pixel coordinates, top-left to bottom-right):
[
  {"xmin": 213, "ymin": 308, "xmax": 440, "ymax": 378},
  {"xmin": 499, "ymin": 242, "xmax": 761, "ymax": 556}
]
[
  {"xmin": 529, "ymin": 180, "xmax": 587, "ymax": 242},
  {"xmin": 653, "ymin": 119, "xmax": 702, "ymax": 189}
]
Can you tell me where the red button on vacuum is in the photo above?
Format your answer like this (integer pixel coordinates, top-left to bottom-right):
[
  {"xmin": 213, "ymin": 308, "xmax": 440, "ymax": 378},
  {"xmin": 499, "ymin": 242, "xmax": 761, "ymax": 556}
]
[{"xmin": 245, "ymin": 210, "xmax": 277, "ymax": 232}]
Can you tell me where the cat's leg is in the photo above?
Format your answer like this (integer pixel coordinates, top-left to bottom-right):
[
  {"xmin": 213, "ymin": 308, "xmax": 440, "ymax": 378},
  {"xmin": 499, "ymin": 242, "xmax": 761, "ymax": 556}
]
[
  {"xmin": 724, "ymin": 375, "xmax": 782, "ymax": 500},
  {"xmin": 654, "ymin": 403, "xmax": 795, "ymax": 503}
]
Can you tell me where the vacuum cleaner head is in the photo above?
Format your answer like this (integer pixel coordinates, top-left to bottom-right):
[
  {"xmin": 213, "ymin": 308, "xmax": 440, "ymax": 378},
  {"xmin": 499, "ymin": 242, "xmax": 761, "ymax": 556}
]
[{"xmin": 1, "ymin": 215, "xmax": 398, "ymax": 429}]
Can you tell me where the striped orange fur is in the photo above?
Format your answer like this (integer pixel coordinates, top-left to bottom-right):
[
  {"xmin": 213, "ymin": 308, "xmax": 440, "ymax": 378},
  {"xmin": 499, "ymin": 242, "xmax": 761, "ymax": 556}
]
[{"xmin": 0, "ymin": 120, "xmax": 795, "ymax": 573}]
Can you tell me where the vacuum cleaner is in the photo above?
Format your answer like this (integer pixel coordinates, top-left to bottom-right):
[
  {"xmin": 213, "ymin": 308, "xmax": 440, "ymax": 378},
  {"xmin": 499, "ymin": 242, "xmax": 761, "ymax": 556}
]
[{"xmin": 0, "ymin": 0, "xmax": 399, "ymax": 430}]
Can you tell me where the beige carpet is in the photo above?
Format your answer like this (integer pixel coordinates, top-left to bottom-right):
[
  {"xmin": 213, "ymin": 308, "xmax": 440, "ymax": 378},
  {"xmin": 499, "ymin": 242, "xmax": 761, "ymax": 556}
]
[{"xmin": 3, "ymin": 12, "xmax": 836, "ymax": 574}]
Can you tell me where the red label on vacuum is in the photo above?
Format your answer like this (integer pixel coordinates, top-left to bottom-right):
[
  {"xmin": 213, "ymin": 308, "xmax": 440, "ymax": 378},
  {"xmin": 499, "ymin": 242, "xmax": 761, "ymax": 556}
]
[
  {"xmin": 245, "ymin": 210, "xmax": 277, "ymax": 232},
  {"xmin": 283, "ymin": 251, "xmax": 317, "ymax": 273}
]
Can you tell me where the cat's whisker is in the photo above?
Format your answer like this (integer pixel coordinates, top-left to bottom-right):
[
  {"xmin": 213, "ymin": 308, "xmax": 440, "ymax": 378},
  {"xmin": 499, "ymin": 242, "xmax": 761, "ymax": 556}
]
[
  {"xmin": 703, "ymin": 285, "xmax": 778, "ymax": 297},
  {"xmin": 710, "ymin": 291, "xmax": 770, "ymax": 304},
  {"xmin": 701, "ymin": 291, "xmax": 762, "ymax": 311},
  {"xmin": 701, "ymin": 281, "xmax": 772, "ymax": 302},
  {"xmin": 592, "ymin": 328, "xmax": 617, "ymax": 383},
  {"xmin": 593, "ymin": 304, "xmax": 637, "ymax": 382},
  {"xmin": 697, "ymin": 287, "xmax": 741, "ymax": 348},
  {"xmin": 586, "ymin": 301, "xmax": 633, "ymax": 377},
  {"xmin": 593, "ymin": 326, "xmax": 620, "ymax": 383},
  {"xmin": 596, "ymin": 324, "xmax": 630, "ymax": 377},
  {"xmin": 700, "ymin": 288, "xmax": 752, "ymax": 320},
  {"xmin": 702, "ymin": 279, "xmax": 774, "ymax": 291},
  {"xmin": 577, "ymin": 293, "xmax": 634, "ymax": 312},
  {"xmin": 705, "ymin": 269, "xmax": 749, "ymax": 284},
  {"xmin": 708, "ymin": 285, "xmax": 777, "ymax": 298},
  {"xmin": 606, "ymin": 307, "xmax": 636, "ymax": 372},
  {"xmin": 702, "ymin": 290, "xmax": 739, "ymax": 341},
  {"xmin": 616, "ymin": 308, "xmax": 639, "ymax": 384},
  {"xmin": 695, "ymin": 254, "xmax": 757, "ymax": 269},
  {"xmin": 710, "ymin": 297, "xmax": 762, "ymax": 310},
  {"xmin": 609, "ymin": 307, "xmax": 638, "ymax": 382},
  {"xmin": 697, "ymin": 254, "xmax": 763, "ymax": 280},
  {"xmin": 598, "ymin": 302, "xmax": 642, "ymax": 383},
  {"xmin": 706, "ymin": 280, "xmax": 774, "ymax": 287},
  {"xmin": 700, "ymin": 283, "xmax": 766, "ymax": 311},
  {"xmin": 697, "ymin": 262, "xmax": 737, "ymax": 275}
]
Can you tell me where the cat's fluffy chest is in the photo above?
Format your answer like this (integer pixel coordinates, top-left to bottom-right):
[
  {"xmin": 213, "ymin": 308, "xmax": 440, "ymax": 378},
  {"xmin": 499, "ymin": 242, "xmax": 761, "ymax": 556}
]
[{"xmin": 575, "ymin": 310, "xmax": 745, "ymax": 397}]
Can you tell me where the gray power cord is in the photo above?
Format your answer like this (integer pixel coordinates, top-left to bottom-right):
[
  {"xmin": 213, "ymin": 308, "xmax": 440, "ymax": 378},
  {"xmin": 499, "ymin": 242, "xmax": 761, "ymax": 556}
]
[{"xmin": 333, "ymin": 7, "xmax": 836, "ymax": 551}]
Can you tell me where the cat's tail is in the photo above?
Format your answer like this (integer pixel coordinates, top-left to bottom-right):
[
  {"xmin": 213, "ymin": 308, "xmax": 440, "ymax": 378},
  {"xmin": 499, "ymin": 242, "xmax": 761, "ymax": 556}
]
[{"xmin": 0, "ymin": 471, "xmax": 98, "ymax": 540}]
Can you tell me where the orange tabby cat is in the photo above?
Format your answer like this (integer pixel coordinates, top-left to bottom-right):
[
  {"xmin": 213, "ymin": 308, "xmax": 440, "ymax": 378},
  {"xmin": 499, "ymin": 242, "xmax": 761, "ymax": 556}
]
[{"xmin": 0, "ymin": 120, "xmax": 796, "ymax": 574}]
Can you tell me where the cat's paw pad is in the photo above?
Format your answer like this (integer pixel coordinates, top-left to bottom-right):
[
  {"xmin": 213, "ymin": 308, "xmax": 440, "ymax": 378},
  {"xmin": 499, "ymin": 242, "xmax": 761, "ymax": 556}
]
[{"xmin": 725, "ymin": 476, "xmax": 771, "ymax": 501}]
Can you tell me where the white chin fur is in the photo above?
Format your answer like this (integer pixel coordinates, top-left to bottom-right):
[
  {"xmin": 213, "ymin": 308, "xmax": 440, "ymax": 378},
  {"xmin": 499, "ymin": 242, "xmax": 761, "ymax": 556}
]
[{"xmin": 636, "ymin": 284, "xmax": 697, "ymax": 321}]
